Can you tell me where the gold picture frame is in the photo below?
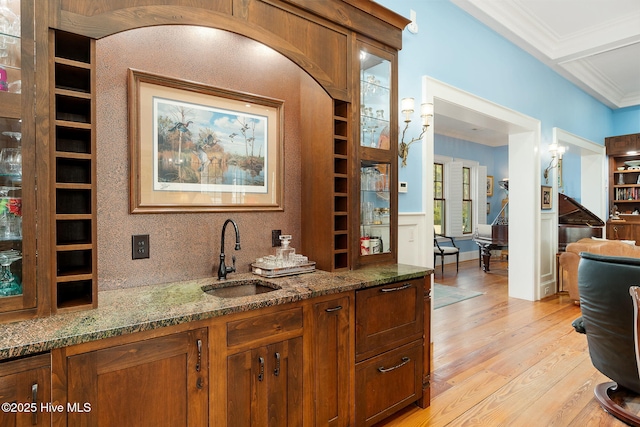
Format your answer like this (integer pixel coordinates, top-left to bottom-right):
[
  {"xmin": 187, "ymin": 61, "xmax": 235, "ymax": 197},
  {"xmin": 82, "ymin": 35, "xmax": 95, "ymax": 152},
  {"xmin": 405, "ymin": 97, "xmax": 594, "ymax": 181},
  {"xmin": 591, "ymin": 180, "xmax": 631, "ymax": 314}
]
[
  {"xmin": 128, "ymin": 69, "xmax": 284, "ymax": 213},
  {"xmin": 541, "ymin": 185, "xmax": 552, "ymax": 210},
  {"xmin": 487, "ymin": 175, "xmax": 494, "ymax": 196}
]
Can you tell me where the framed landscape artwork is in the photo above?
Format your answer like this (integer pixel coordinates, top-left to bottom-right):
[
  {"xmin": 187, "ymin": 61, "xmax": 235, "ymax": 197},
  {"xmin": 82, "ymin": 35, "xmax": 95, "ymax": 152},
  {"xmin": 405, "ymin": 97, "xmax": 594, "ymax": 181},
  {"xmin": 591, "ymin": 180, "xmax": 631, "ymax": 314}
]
[{"xmin": 128, "ymin": 69, "xmax": 284, "ymax": 213}]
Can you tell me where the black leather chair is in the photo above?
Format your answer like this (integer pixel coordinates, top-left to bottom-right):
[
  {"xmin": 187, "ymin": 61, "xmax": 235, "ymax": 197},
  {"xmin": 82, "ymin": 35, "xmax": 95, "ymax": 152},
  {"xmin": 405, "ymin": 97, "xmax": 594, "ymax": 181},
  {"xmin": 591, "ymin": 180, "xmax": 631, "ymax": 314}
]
[
  {"xmin": 434, "ymin": 233, "xmax": 459, "ymax": 276},
  {"xmin": 573, "ymin": 252, "xmax": 640, "ymax": 426}
]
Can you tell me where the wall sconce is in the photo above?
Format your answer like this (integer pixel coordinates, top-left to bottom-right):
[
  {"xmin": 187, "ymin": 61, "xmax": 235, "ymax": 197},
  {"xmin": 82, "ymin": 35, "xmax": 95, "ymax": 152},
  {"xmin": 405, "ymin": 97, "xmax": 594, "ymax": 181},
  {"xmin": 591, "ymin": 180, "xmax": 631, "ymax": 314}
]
[
  {"xmin": 543, "ymin": 143, "xmax": 566, "ymax": 184},
  {"xmin": 398, "ymin": 98, "xmax": 433, "ymax": 167}
]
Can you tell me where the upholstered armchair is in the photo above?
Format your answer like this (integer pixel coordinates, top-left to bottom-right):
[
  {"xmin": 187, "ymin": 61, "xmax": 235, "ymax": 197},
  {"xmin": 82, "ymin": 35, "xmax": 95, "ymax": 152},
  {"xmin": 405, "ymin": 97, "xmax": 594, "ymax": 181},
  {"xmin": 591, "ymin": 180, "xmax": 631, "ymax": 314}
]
[
  {"xmin": 572, "ymin": 252, "xmax": 640, "ymax": 426},
  {"xmin": 434, "ymin": 233, "xmax": 459, "ymax": 276},
  {"xmin": 559, "ymin": 238, "xmax": 640, "ymax": 304}
]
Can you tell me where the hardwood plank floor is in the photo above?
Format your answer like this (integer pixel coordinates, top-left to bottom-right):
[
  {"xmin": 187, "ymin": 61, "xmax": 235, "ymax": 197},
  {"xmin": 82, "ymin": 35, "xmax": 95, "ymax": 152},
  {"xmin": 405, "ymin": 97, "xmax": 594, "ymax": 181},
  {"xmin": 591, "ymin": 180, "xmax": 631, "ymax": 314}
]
[{"xmin": 376, "ymin": 259, "xmax": 635, "ymax": 426}]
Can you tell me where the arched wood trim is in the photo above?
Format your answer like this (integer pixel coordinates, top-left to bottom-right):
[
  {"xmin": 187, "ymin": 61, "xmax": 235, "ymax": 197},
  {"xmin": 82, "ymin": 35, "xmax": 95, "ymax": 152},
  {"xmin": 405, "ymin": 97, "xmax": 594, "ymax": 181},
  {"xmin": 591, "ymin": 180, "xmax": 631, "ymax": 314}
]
[{"xmin": 48, "ymin": 2, "xmax": 371, "ymax": 100}]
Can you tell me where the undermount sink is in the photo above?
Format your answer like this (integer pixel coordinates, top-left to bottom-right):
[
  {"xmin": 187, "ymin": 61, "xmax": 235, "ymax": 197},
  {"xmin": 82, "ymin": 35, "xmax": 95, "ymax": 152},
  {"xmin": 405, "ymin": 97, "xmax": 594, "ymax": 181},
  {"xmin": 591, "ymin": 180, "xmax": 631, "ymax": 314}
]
[{"xmin": 202, "ymin": 279, "xmax": 280, "ymax": 298}]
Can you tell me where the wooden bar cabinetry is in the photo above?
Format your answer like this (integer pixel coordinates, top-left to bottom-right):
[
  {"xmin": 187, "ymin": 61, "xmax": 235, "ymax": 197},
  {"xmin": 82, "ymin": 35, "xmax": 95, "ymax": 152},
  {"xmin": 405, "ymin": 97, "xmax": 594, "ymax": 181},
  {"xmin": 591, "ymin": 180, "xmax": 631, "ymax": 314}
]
[{"xmin": 0, "ymin": 0, "xmax": 408, "ymax": 322}]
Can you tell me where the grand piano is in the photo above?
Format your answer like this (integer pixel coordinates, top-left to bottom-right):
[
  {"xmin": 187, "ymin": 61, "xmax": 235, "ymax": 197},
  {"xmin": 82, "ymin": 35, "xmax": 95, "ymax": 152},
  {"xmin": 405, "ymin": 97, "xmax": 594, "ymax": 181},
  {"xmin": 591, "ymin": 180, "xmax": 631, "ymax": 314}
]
[
  {"xmin": 473, "ymin": 202, "xmax": 508, "ymax": 272},
  {"xmin": 473, "ymin": 179, "xmax": 508, "ymax": 272},
  {"xmin": 473, "ymin": 191, "xmax": 604, "ymax": 273},
  {"xmin": 557, "ymin": 192, "xmax": 604, "ymax": 251}
]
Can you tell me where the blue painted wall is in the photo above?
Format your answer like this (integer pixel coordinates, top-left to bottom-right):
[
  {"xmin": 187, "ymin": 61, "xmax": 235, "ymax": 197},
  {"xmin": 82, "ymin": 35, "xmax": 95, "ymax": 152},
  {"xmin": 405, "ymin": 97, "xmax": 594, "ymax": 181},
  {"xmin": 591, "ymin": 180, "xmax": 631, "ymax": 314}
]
[
  {"xmin": 375, "ymin": 0, "xmax": 627, "ymax": 213},
  {"xmin": 434, "ymin": 134, "xmax": 508, "ymax": 253},
  {"xmin": 613, "ymin": 106, "xmax": 640, "ymax": 135}
]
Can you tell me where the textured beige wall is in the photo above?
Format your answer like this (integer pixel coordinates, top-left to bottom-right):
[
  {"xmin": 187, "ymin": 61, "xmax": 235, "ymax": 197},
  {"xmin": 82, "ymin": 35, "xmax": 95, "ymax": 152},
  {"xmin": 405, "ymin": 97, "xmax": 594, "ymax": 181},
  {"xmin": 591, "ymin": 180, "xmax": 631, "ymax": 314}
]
[{"xmin": 96, "ymin": 26, "xmax": 317, "ymax": 289}]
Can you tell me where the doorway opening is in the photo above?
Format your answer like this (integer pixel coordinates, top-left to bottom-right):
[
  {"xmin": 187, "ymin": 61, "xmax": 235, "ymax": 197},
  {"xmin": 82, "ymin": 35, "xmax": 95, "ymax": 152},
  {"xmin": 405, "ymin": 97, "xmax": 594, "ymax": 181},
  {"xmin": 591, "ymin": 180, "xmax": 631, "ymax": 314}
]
[{"xmin": 422, "ymin": 77, "xmax": 542, "ymax": 300}]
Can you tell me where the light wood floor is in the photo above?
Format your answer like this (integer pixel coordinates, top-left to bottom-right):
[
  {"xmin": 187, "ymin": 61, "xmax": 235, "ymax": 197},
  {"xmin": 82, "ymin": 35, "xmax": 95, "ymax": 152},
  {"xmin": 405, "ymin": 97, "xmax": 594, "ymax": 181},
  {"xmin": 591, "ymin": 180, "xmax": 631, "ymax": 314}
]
[{"xmin": 376, "ymin": 259, "xmax": 634, "ymax": 427}]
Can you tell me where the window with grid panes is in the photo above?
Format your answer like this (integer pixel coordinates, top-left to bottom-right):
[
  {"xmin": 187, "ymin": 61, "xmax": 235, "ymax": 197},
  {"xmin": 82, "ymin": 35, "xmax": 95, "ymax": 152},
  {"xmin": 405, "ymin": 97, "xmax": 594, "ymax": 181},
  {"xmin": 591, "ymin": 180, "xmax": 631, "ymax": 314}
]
[
  {"xmin": 462, "ymin": 166, "xmax": 472, "ymax": 234},
  {"xmin": 434, "ymin": 163, "xmax": 444, "ymax": 234}
]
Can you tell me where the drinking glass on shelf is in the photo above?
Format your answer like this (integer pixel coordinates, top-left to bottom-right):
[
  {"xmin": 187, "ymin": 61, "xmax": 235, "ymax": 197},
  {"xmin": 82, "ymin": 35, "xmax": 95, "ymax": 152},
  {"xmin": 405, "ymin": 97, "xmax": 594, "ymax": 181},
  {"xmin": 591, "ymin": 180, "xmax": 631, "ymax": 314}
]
[
  {"xmin": 0, "ymin": 249, "xmax": 22, "ymax": 297},
  {"xmin": 0, "ymin": 0, "xmax": 19, "ymax": 37},
  {"xmin": 0, "ymin": 147, "xmax": 21, "ymax": 175},
  {"xmin": 0, "ymin": 186, "xmax": 21, "ymax": 240}
]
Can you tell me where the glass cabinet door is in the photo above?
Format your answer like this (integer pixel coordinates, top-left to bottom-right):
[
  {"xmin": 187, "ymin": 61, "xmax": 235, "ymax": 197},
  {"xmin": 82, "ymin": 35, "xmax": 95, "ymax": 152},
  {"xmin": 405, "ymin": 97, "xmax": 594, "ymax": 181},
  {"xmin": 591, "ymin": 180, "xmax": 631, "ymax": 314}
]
[
  {"xmin": 360, "ymin": 161, "xmax": 391, "ymax": 256},
  {"xmin": 0, "ymin": 117, "xmax": 21, "ymax": 297},
  {"xmin": 0, "ymin": 0, "xmax": 20, "ymax": 95},
  {"xmin": 357, "ymin": 42, "xmax": 397, "ymax": 264},
  {"xmin": 0, "ymin": 0, "xmax": 31, "ymax": 312},
  {"xmin": 359, "ymin": 50, "xmax": 390, "ymax": 150}
]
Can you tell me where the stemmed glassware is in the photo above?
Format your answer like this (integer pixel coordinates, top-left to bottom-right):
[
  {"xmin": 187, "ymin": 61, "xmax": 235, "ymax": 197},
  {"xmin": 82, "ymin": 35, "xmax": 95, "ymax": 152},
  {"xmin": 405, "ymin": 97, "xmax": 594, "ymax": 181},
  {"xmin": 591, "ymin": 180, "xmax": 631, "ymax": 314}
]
[
  {"xmin": 0, "ymin": 185, "xmax": 20, "ymax": 240},
  {"xmin": 0, "ymin": 249, "xmax": 21, "ymax": 296}
]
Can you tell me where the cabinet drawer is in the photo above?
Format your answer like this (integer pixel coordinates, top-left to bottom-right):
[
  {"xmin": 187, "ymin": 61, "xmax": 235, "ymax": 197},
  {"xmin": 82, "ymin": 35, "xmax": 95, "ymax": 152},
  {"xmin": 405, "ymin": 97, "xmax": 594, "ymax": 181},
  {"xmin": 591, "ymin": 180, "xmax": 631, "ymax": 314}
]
[
  {"xmin": 356, "ymin": 278, "xmax": 424, "ymax": 360},
  {"xmin": 227, "ymin": 307, "xmax": 303, "ymax": 347},
  {"xmin": 355, "ymin": 340, "xmax": 423, "ymax": 426}
]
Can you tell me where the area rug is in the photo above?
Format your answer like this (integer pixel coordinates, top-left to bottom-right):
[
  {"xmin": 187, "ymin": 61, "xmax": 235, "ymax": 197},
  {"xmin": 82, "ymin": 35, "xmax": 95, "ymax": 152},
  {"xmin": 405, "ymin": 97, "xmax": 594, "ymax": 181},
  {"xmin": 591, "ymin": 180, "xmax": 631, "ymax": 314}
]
[{"xmin": 433, "ymin": 283, "xmax": 483, "ymax": 309}]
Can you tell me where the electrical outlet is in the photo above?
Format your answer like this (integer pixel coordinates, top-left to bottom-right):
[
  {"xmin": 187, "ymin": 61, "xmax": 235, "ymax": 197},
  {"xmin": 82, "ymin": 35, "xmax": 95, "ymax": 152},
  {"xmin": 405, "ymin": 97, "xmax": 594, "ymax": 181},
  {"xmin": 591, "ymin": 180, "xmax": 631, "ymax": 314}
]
[
  {"xmin": 272, "ymin": 230, "xmax": 282, "ymax": 247},
  {"xmin": 544, "ymin": 286, "xmax": 550, "ymax": 296},
  {"xmin": 132, "ymin": 234, "xmax": 150, "ymax": 259}
]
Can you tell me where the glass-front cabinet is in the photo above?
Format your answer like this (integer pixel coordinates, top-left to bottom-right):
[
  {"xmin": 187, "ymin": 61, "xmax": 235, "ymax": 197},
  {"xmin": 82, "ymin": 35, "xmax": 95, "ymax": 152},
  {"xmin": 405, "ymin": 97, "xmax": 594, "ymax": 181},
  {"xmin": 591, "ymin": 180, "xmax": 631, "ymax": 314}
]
[
  {"xmin": 360, "ymin": 51, "xmax": 390, "ymax": 150},
  {"xmin": 0, "ymin": 0, "xmax": 36, "ymax": 319},
  {"xmin": 357, "ymin": 41, "xmax": 397, "ymax": 266}
]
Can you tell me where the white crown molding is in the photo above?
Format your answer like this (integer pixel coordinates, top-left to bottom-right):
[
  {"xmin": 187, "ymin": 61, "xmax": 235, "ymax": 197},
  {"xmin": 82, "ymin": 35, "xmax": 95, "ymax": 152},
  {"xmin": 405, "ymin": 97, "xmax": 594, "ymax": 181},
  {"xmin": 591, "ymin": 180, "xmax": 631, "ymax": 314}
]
[
  {"xmin": 561, "ymin": 59, "xmax": 627, "ymax": 107},
  {"xmin": 551, "ymin": 12, "xmax": 640, "ymax": 60},
  {"xmin": 451, "ymin": 0, "xmax": 640, "ymax": 109},
  {"xmin": 453, "ymin": 0, "xmax": 640, "ymax": 60}
]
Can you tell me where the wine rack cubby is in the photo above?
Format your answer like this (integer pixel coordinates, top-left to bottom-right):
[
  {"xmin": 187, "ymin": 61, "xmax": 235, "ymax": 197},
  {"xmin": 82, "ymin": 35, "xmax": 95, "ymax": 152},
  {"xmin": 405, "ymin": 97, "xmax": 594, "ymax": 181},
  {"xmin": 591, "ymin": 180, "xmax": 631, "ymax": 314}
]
[
  {"xmin": 333, "ymin": 100, "xmax": 350, "ymax": 270},
  {"xmin": 51, "ymin": 30, "xmax": 96, "ymax": 313}
]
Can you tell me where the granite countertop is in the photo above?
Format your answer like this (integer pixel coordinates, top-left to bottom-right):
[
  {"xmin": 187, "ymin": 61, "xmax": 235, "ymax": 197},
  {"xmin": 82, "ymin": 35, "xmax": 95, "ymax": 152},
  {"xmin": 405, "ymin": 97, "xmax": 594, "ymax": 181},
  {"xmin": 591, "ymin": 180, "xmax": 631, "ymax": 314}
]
[{"xmin": 0, "ymin": 264, "xmax": 430, "ymax": 360}]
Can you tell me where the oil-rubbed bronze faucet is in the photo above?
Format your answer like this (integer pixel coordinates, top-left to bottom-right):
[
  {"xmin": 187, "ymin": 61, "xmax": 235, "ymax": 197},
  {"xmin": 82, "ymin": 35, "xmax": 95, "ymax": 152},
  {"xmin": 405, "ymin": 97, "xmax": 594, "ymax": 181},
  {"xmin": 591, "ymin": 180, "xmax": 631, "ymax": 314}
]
[{"xmin": 217, "ymin": 219, "xmax": 241, "ymax": 280}]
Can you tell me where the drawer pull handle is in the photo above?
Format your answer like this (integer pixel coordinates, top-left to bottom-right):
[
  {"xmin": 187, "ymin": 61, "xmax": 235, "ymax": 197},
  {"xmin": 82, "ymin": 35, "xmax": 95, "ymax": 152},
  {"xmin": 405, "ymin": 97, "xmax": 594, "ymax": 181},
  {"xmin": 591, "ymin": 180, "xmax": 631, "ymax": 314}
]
[
  {"xmin": 31, "ymin": 383, "xmax": 38, "ymax": 425},
  {"xmin": 258, "ymin": 356, "xmax": 265, "ymax": 381},
  {"xmin": 378, "ymin": 356, "xmax": 410, "ymax": 373},
  {"xmin": 196, "ymin": 339, "xmax": 202, "ymax": 372},
  {"xmin": 274, "ymin": 352, "xmax": 281, "ymax": 376},
  {"xmin": 380, "ymin": 283, "xmax": 412, "ymax": 293},
  {"xmin": 325, "ymin": 305, "xmax": 343, "ymax": 313}
]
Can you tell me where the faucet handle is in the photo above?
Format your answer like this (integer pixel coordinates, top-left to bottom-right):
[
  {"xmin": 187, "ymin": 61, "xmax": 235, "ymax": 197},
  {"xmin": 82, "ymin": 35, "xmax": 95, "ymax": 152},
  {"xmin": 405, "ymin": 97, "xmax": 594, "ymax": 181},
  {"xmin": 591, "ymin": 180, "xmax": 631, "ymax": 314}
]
[{"xmin": 230, "ymin": 255, "xmax": 236, "ymax": 273}]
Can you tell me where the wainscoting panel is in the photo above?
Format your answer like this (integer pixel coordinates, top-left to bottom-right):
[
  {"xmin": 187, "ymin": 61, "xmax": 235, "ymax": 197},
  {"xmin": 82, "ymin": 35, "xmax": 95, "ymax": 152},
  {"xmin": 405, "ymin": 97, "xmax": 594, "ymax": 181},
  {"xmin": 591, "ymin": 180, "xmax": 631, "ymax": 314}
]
[
  {"xmin": 540, "ymin": 212, "xmax": 557, "ymax": 297},
  {"xmin": 398, "ymin": 213, "xmax": 429, "ymax": 268}
]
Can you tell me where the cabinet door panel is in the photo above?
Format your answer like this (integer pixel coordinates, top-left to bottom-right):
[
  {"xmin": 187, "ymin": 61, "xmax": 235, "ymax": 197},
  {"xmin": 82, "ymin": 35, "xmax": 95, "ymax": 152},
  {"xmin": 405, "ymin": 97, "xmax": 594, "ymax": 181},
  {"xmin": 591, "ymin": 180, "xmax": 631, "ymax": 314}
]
[
  {"xmin": 67, "ymin": 329, "xmax": 207, "ymax": 427},
  {"xmin": 227, "ymin": 351, "xmax": 253, "ymax": 427},
  {"xmin": 227, "ymin": 336, "xmax": 303, "ymax": 427},
  {"xmin": 608, "ymin": 223, "xmax": 634, "ymax": 241},
  {"xmin": 0, "ymin": 354, "xmax": 51, "ymax": 427},
  {"xmin": 266, "ymin": 338, "xmax": 303, "ymax": 427},
  {"xmin": 313, "ymin": 296, "xmax": 350, "ymax": 427},
  {"xmin": 0, "ymin": 368, "xmax": 51, "ymax": 427}
]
